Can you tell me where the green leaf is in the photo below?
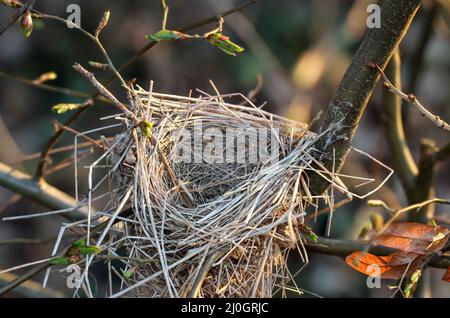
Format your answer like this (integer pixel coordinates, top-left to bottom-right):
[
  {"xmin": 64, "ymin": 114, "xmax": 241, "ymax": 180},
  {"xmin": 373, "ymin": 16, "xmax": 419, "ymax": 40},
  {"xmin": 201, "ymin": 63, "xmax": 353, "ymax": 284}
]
[
  {"xmin": 71, "ymin": 239, "xmax": 86, "ymax": 248},
  {"xmin": 123, "ymin": 270, "xmax": 134, "ymax": 279},
  {"xmin": 78, "ymin": 246, "xmax": 101, "ymax": 255},
  {"xmin": 145, "ymin": 29, "xmax": 187, "ymax": 42},
  {"xmin": 206, "ymin": 33, "xmax": 244, "ymax": 56},
  {"xmin": 50, "ymin": 256, "xmax": 70, "ymax": 266},
  {"xmin": 303, "ymin": 225, "xmax": 318, "ymax": 243},
  {"xmin": 140, "ymin": 120, "xmax": 153, "ymax": 137},
  {"xmin": 403, "ymin": 268, "xmax": 421, "ymax": 298},
  {"xmin": 52, "ymin": 103, "xmax": 83, "ymax": 114}
]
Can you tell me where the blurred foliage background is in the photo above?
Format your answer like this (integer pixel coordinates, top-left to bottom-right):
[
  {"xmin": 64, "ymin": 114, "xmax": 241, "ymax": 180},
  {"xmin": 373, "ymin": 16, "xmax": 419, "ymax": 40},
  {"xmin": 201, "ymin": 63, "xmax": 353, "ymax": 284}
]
[{"xmin": 0, "ymin": 0, "xmax": 449, "ymax": 297}]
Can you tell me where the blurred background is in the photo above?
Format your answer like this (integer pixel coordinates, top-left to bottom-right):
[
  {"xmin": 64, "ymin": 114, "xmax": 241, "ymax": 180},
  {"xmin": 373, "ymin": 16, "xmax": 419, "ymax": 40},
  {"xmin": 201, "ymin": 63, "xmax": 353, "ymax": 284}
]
[{"xmin": 0, "ymin": 0, "xmax": 449, "ymax": 297}]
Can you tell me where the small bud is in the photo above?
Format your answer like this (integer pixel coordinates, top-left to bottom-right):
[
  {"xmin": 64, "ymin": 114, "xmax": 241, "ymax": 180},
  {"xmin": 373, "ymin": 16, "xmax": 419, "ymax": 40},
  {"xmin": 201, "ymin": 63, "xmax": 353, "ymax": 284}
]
[
  {"xmin": 407, "ymin": 94, "xmax": 416, "ymax": 102},
  {"xmin": 95, "ymin": 10, "xmax": 110, "ymax": 37},
  {"xmin": 30, "ymin": 13, "xmax": 44, "ymax": 19},
  {"xmin": 369, "ymin": 212, "xmax": 384, "ymax": 232},
  {"xmin": 20, "ymin": 9, "xmax": 33, "ymax": 37},
  {"xmin": 52, "ymin": 103, "xmax": 83, "ymax": 114},
  {"xmin": 2, "ymin": 0, "xmax": 21, "ymax": 8},
  {"xmin": 89, "ymin": 61, "xmax": 109, "ymax": 70},
  {"xmin": 368, "ymin": 61, "xmax": 377, "ymax": 70},
  {"xmin": 33, "ymin": 71, "xmax": 58, "ymax": 84},
  {"xmin": 140, "ymin": 120, "xmax": 154, "ymax": 137},
  {"xmin": 367, "ymin": 199, "xmax": 384, "ymax": 207},
  {"xmin": 127, "ymin": 78, "xmax": 137, "ymax": 85}
]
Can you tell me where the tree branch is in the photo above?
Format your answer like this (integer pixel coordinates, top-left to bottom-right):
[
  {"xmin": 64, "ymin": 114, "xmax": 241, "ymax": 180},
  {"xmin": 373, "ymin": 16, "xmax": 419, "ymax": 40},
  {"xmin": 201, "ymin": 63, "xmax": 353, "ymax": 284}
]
[
  {"xmin": 309, "ymin": 0, "xmax": 422, "ymax": 195},
  {"xmin": 0, "ymin": 162, "xmax": 88, "ymax": 220},
  {"xmin": 306, "ymin": 236, "xmax": 450, "ymax": 269},
  {"xmin": 0, "ymin": 272, "xmax": 64, "ymax": 298},
  {"xmin": 382, "ymin": 50, "xmax": 418, "ymax": 192}
]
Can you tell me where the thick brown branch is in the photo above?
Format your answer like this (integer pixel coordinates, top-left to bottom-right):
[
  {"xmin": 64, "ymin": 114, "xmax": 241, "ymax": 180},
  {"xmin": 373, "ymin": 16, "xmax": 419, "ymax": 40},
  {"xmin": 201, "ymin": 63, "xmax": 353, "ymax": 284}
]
[{"xmin": 309, "ymin": 0, "xmax": 421, "ymax": 195}]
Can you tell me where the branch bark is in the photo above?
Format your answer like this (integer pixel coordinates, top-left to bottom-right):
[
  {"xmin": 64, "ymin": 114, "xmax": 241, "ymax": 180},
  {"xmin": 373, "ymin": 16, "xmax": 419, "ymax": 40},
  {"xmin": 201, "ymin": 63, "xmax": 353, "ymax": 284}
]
[
  {"xmin": 0, "ymin": 162, "xmax": 88, "ymax": 220},
  {"xmin": 309, "ymin": 0, "xmax": 422, "ymax": 195},
  {"xmin": 306, "ymin": 236, "xmax": 450, "ymax": 269},
  {"xmin": 0, "ymin": 272, "xmax": 64, "ymax": 298}
]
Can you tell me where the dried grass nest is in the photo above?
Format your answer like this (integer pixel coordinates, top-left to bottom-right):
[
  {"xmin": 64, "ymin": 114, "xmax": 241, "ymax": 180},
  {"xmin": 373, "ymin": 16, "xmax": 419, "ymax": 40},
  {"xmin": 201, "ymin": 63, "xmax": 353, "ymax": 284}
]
[{"xmin": 62, "ymin": 85, "xmax": 383, "ymax": 298}]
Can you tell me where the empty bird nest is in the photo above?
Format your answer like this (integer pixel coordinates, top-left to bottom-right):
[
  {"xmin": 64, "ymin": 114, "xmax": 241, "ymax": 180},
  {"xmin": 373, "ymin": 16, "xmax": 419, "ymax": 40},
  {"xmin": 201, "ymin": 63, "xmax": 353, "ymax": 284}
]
[{"xmin": 41, "ymin": 78, "xmax": 391, "ymax": 298}]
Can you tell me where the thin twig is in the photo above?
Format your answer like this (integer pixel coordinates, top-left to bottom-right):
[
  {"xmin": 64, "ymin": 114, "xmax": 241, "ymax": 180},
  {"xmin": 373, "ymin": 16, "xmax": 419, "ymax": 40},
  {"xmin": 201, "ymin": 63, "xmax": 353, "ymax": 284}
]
[
  {"xmin": 374, "ymin": 63, "xmax": 450, "ymax": 131},
  {"xmin": 72, "ymin": 63, "xmax": 137, "ymax": 121},
  {"xmin": 33, "ymin": 0, "xmax": 258, "ymax": 182},
  {"xmin": 161, "ymin": 0, "xmax": 169, "ymax": 30},
  {"xmin": 0, "ymin": 70, "xmax": 113, "ymax": 102},
  {"xmin": 52, "ymin": 121, "xmax": 106, "ymax": 150},
  {"xmin": 239, "ymin": 73, "xmax": 264, "ymax": 106}
]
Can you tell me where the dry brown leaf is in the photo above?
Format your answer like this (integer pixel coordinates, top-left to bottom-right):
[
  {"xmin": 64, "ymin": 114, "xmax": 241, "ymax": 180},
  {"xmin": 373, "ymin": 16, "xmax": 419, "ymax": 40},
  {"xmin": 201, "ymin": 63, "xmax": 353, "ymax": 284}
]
[
  {"xmin": 345, "ymin": 251, "xmax": 425, "ymax": 280},
  {"xmin": 382, "ymin": 222, "xmax": 449, "ymax": 241},
  {"xmin": 373, "ymin": 222, "xmax": 449, "ymax": 254}
]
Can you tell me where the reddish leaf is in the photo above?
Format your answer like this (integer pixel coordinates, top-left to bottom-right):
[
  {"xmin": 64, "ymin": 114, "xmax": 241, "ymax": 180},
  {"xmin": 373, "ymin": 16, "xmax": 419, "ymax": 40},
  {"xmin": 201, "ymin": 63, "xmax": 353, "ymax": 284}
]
[
  {"xmin": 383, "ymin": 222, "xmax": 449, "ymax": 241},
  {"xmin": 373, "ymin": 222, "xmax": 449, "ymax": 254},
  {"xmin": 443, "ymin": 266, "xmax": 450, "ymax": 283},
  {"xmin": 345, "ymin": 251, "xmax": 425, "ymax": 280}
]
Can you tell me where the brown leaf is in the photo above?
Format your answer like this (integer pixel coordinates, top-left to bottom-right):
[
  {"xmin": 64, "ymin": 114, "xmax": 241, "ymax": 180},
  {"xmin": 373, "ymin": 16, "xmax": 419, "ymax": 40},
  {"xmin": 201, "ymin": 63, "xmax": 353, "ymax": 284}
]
[
  {"xmin": 443, "ymin": 266, "xmax": 450, "ymax": 283},
  {"xmin": 383, "ymin": 222, "xmax": 449, "ymax": 241},
  {"xmin": 373, "ymin": 222, "xmax": 449, "ymax": 254},
  {"xmin": 345, "ymin": 251, "xmax": 425, "ymax": 280}
]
